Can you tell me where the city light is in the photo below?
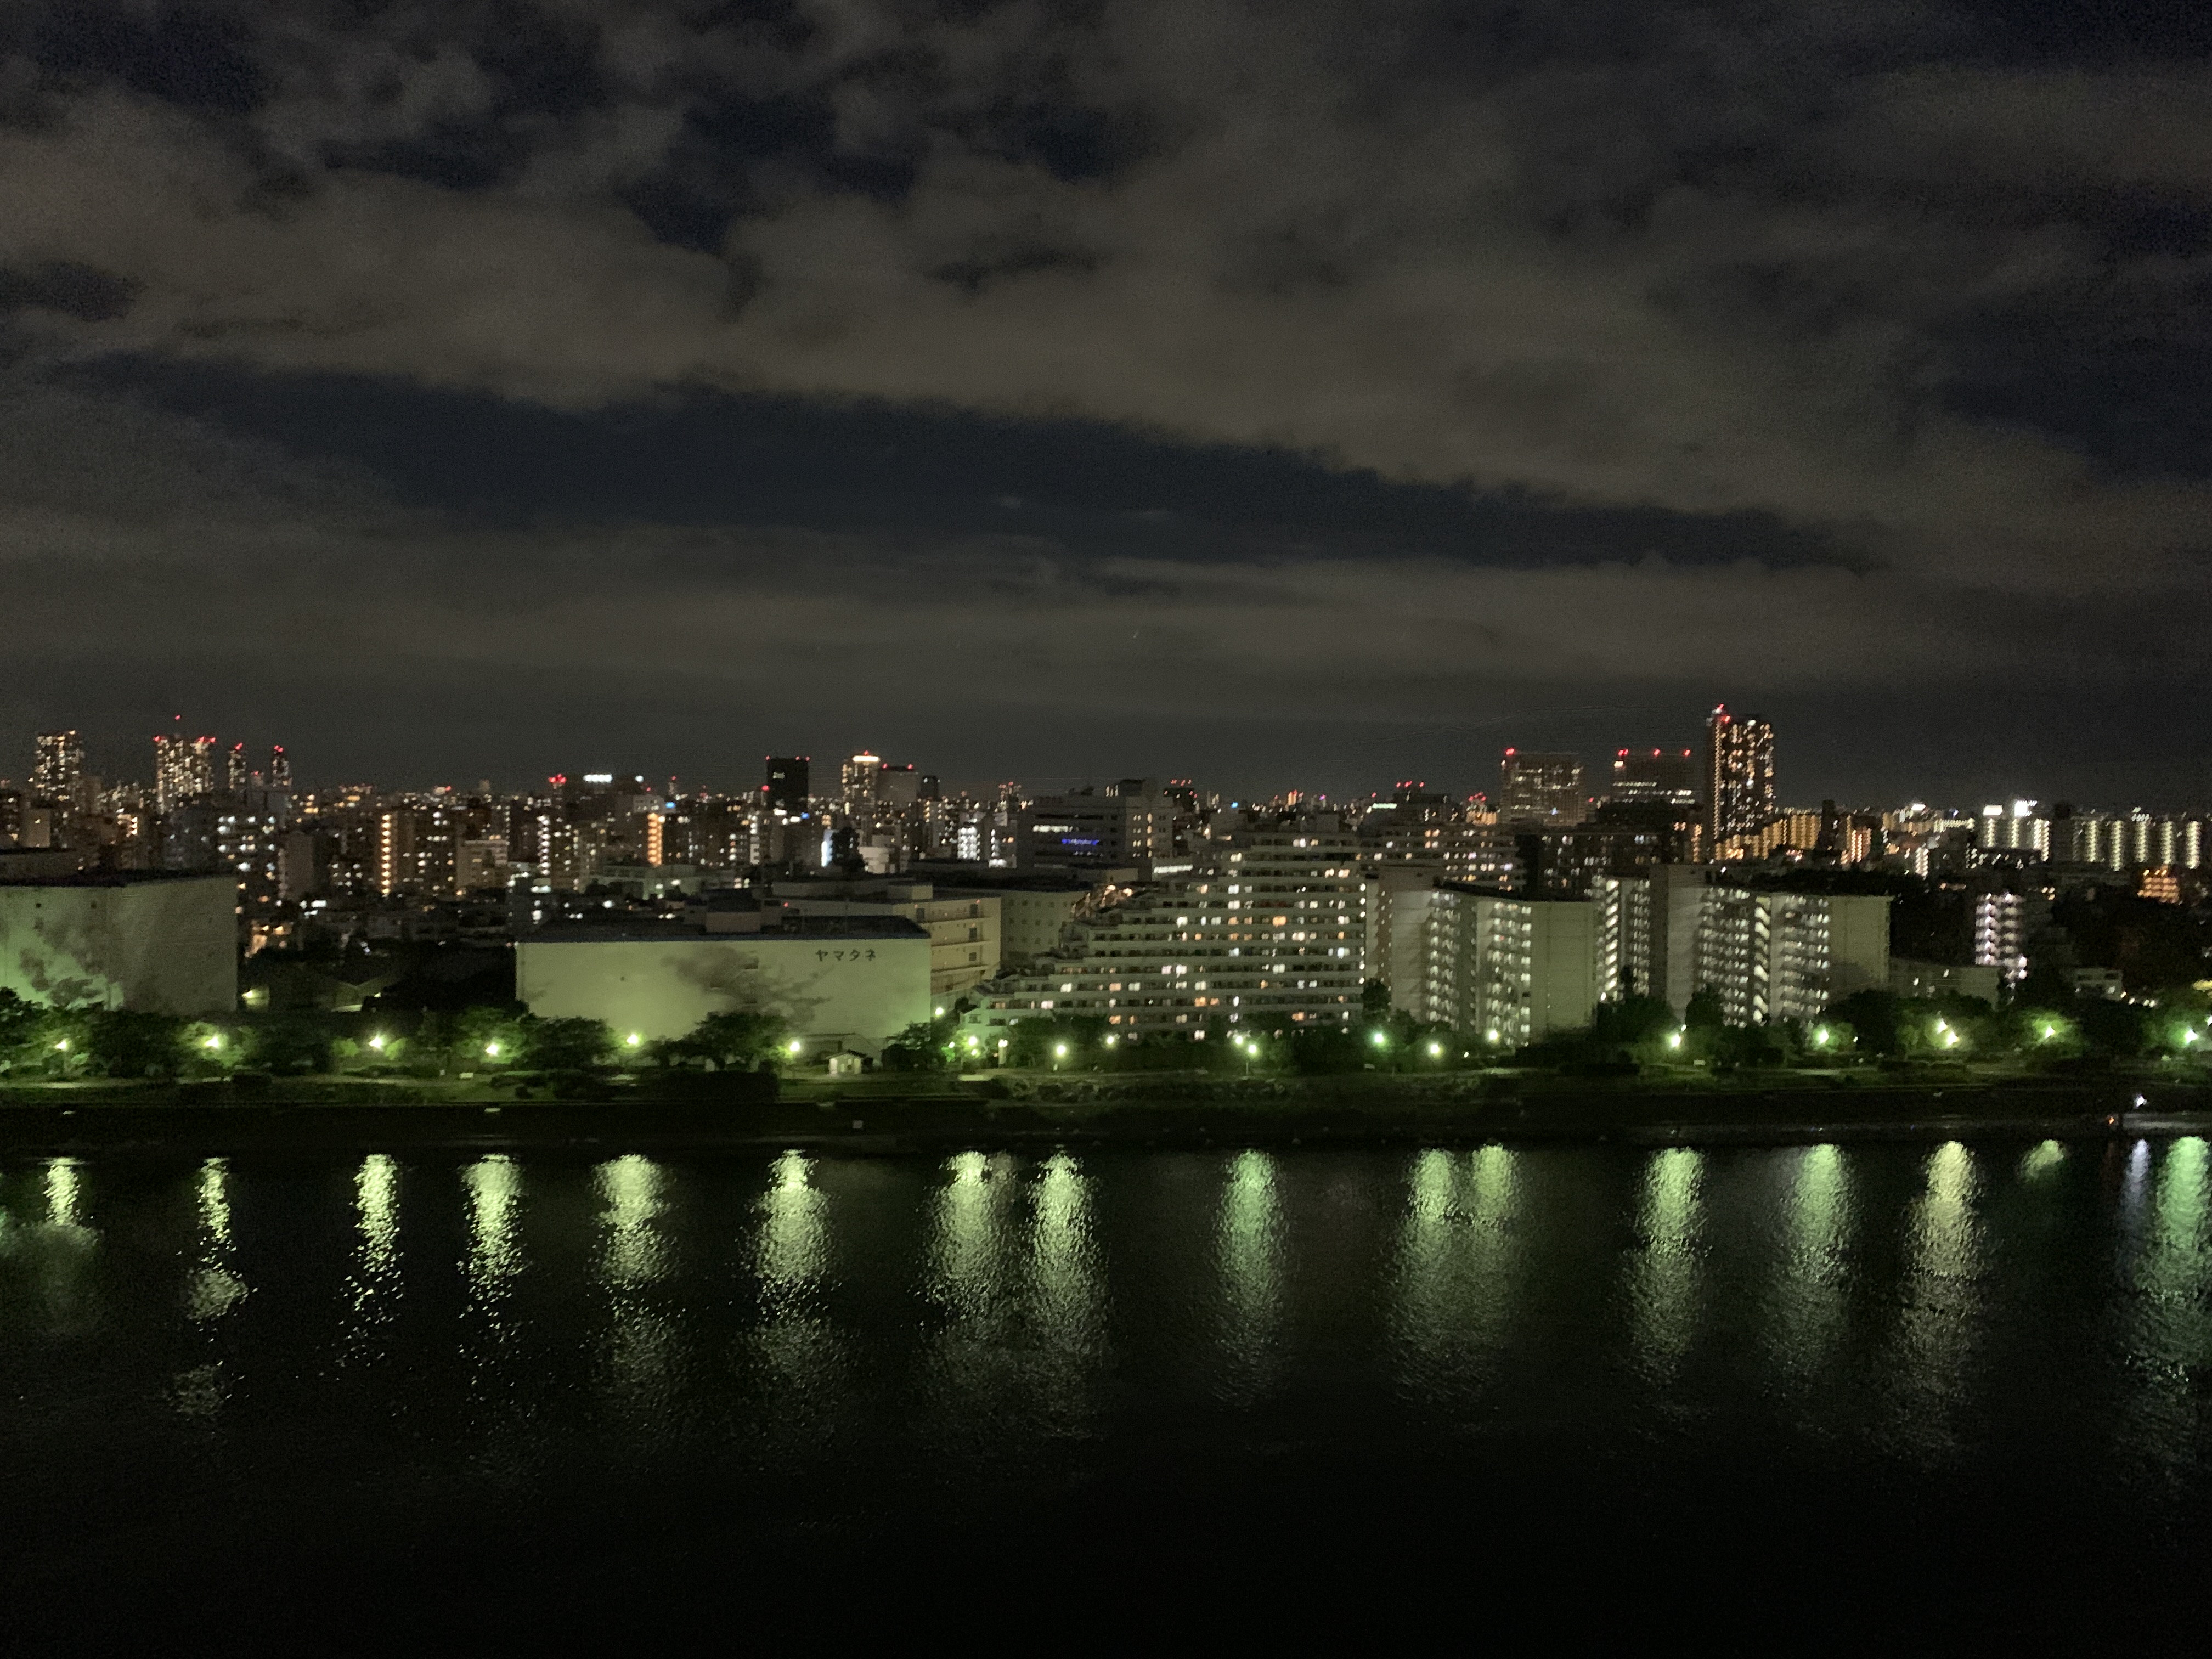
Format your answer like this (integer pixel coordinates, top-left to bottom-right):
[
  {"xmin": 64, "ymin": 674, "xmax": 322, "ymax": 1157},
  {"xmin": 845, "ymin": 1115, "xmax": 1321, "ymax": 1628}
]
[
  {"xmin": 625, "ymin": 1032, "xmax": 642, "ymax": 1046},
  {"xmin": 1427, "ymin": 1041, "xmax": 1443, "ymax": 1057},
  {"xmin": 1054, "ymin": 1043, "xmax": 1068, "ymax": 1058},
  {"xmin": 1667, "ymin": 1030, "xmax": 1683, "ymax": 1049},
  {"xmin": 484, "ymin": 1042, "xmax": 501, "ymax": 1057},
  {"xmin": 786, "ymin": 1040, "xmax": 803, "ymax": 1056},
  {"xmin": 369, "ymin": 1033, "xmax": 385, "ymax": 1051},
  {"xmin": 1369, "ymin": 1030, "xmax": 1387, "ymax": 1047},
  {"xmin": 202, "ymin": 1034, "xmax": 221, "ymax": 1049},
  {"xmin": 1812, "ymin": 1027, "xmax": 1830, "ymax": 1047}
]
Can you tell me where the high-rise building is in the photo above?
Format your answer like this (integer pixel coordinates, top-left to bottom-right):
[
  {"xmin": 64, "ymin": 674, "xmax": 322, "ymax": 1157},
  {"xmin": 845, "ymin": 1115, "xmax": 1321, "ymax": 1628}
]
[
  {"xmin": 32, "ymin": 731, "xmax": 83, "ymax": 800},
  {"xmin": 1607, "ymin": 748, "xmax": 1696, "ymax": 807},
  {"xmin": 225, "ymin": 741, "xmax": 249, "ymax": 794},
  {"xmin": 268, "ymin": 745, "xmax": 292, "ymax": 791},
  {"xmin": 1019, "ymin": 782, "xmax": 1170, "ymax": 871},
  {"xmin": 154, "ymin": 723, "xmax": 217, "ymax": 813},
  {"xmin": 1497, "ymin": 751, "xmax": 1585, "ymax": 825},
  {"xmin": 1703, "ymin": 704, "xmax": 1775, "ymax": 853},
  {"xmin": 875, "ymin": 761, "xmax": 920, "ymax": 808},
  {"xmin": 764, "ymin": 755, "xmax": 809, "ymax": 814},
  {"xmin": 840, "ymin": 751, "xmax": 882, "ymax": 810}
]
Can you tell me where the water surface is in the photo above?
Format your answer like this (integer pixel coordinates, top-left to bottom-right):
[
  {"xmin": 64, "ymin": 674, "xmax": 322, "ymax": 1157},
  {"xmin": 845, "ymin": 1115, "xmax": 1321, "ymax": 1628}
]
[{"xmin": 3, "ymin": 1139, "xmax": 2207, "ymax": 1647}]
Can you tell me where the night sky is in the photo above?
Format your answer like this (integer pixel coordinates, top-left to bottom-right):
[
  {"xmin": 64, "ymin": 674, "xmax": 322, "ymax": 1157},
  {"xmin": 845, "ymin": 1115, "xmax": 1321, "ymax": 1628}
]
[{"xmin": 2, "ymin": 0, "xmax": 2208, "ymax": 804}]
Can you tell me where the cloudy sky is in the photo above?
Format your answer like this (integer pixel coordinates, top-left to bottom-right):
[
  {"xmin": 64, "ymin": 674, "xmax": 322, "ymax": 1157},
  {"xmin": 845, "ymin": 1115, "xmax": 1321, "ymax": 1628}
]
[{"xmin": 2, "ymin": 0, "xmax": 2208, "ymax": 804}]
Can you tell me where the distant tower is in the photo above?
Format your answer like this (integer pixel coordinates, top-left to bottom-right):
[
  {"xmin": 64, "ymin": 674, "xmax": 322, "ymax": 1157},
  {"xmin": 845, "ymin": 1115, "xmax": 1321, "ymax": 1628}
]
[
  {"xmin": 32, "ymin": 730, "xmax": 83, "ymax": 800},
  {"xmin": 1704, "ymin": 704, "xmax": 1776, "ymax": 851},
  {"xmin": 1497, "ymin": 749, "xmax": 1585, "ymax": 825},
  {"xmin": 226, "ymin": 741, "xmax": 249, "ymax": 794},
  {"xmin": 763, "ymin": 755, "xmax": 809, "ymax": 815},
  {"xmin": 840, "ymin": 751, "xmax": 882, "ymax": 810},
  {"xmin": 154, "ymin": 718, "xmax": 215, "ymax": 812},
  {"xmin": 1607, "ymin": 748, "xmax": 1696, "ymax": 807},
  {"xmin": 269, "ymin": 744, "xmax": 292, "ymax": 791}
]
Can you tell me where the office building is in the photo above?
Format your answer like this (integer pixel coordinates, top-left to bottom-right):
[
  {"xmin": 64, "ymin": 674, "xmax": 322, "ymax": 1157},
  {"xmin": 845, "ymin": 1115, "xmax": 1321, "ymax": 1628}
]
[
  {"xmin": 32, "ymin": 731, "xmax": 83, "ymax": 800},
  {"xmin": 1498, "ymin": 751, "xmax": 1585, "ymax": 826},
  {"xmin": 1704, "ymin": 704, "xmax": 1776, "ymax": 853},
  {"xmin": 1608, "ymin": 748, "xmax": 1696, "ymax": 808},
  {"xmin": 764, "ymin": 756, "xmax": 810, "ymax": 814},
  {"xmin": 1514, "ymin": 822, "xmax": 1690, "ymax": 896},
  {"xmin": 1019, "ymin": 781, "xmax": 1172, "ymax": 872},
  {"xmin": 840, "ymin": 751, "xmax": 882, "ymax": 811}
]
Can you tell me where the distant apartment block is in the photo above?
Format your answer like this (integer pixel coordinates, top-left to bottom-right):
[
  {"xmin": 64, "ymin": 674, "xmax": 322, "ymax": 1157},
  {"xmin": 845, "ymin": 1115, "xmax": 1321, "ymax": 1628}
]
[{"xmin": 970, "ymin": 831, "xmax": 1364, "ymax": 1038}]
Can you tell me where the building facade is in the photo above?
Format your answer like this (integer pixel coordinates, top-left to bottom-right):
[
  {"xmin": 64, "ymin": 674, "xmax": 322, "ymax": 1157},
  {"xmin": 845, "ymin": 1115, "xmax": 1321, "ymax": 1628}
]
[
  {"xmin": 516, "ymin": 918, "xmax": 930, "ymax": 1054},
  {"xmin": 1704, "ymin": 704, "xmax": 1776, "ymax": 851},
  {"xmin": 1693, "ymin": 887, "xmax": 1888, "ymax": 1025},
  {"xmin": 0, "ymin": 872, "xmax": 237, "ymax": 1014},
  {"xmin": 1497, "ymin": 751, "xmax": 1585, "ymax": 826},
  {"xmin": 969, "ymin": 830, "xmax": 1364, "ymax": 1039}
]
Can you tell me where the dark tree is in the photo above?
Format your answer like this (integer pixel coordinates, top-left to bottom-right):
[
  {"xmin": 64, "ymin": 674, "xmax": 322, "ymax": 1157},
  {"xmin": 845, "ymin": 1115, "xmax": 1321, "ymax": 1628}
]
[{"xmin": 1825, "ymin": 989, "xmax": 1903, "ymax": 1054}]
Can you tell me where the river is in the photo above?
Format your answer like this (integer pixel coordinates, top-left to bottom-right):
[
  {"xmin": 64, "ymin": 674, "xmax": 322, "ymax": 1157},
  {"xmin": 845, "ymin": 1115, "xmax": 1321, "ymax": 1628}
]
[{"xmin": 3, "ymin": 1138, "xmax": 2208, "ymax": 1648}]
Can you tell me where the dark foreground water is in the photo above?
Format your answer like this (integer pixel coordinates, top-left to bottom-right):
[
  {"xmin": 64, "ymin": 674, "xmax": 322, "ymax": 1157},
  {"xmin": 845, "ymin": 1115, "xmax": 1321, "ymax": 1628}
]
[{"xmin": 4, "ymin": 1138, "xmax": 2210, "ymax": 1651}]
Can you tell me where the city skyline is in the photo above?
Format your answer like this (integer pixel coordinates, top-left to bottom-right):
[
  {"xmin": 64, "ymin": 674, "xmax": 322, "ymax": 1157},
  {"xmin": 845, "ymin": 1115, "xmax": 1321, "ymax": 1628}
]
[{"xmin": 12, "ymin": 708, "xmax": 2212, "ymax": 817}]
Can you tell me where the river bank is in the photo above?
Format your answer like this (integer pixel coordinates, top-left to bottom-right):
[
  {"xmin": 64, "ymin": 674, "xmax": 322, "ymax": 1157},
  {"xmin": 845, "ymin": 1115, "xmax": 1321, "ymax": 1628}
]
[{"xmin": 0, "ymin": 1070, "xmax": 2204, "ymax": 1155}]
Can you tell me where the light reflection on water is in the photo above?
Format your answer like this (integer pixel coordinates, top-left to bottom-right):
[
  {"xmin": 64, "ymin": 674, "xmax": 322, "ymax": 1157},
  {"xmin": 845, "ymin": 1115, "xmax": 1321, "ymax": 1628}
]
[
  {"xmin": 1628, "ymin": 1147, "xmax": 1705, "ymax": 1389},
  {"xmin": 749, "ymin": 1150, "xmax": 848, "ymax": 1444},
  {"xmin": 1, "ymin": 1138, "xmax": 2209, "ymax": 1531},
  {"xmin": 341, "ymin": 1152, "xmax": 402, "ymax": 1363},
  {"xmin": 1883, "ymin": 1141, "xmax": 1984, "ymax": 1454},
  {"xmin": 459, "ymin": 1154, "xmax": 524, "ymax": 1441},
  {"xmin": 1391, "ymin": 1146, "xmax": 1522, "ymax": 1404},
  {"xmin": 176, "ymin": 1157, "xmax": 246, "ymax": 1420},
  {"xmin": 46, "ymin": 1157, "xmax": 84, "ymax": 1229},
  {"xmin": 922, "ymin": 1150, "xmax": 1104, "ymax": 1443},
  {"xmin": 595, "ymin": 1153, "xmax": 684, "ymax": 1434},
  {"xmin": 1763, "ymin": 1143, "xmax": 1854, "ymax": 1394},
  {"xmin": 2120, "ymin": 1136, "xmax": 2212, "ymax": 1477},
  {"xmin": 1218, "ymin": 1149, "xmax": 1283, "ymax": 1402}
]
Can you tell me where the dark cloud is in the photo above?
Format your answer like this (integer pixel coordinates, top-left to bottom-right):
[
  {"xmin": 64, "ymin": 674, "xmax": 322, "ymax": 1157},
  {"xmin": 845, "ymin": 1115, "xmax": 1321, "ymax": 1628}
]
[
  {"xmin": 0, "ymin": 258, "xmax": 138, "ymax": 320},
  {"xmin": 0, "ymin": 0, "xmax": 2207, "ymax": 800}
]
